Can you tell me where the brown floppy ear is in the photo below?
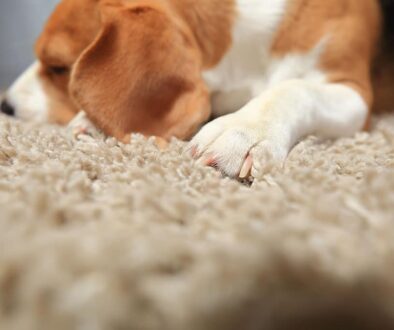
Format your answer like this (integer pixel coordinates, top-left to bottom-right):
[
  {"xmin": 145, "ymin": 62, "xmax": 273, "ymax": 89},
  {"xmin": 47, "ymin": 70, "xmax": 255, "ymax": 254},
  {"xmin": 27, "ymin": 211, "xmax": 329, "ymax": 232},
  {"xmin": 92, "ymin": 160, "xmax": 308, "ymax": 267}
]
[{"xmin": 69, "ymin": 1, "xmax": 211, "ymax": 142}]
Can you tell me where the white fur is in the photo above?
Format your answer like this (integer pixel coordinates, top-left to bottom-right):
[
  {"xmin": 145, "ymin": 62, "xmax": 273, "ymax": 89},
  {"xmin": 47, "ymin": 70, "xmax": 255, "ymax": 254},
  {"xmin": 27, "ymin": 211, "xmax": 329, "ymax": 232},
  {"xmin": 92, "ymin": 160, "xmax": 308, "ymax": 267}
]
[
  {"xmin": 203, "ymin": 0, "xmax": 289, "ymax": 116},
  {"xmin": 191, "ymin": 80, "xmax": 367, "ymax": 177},
  {"xmin": 68, "ymin": 111, "xmax": 102, "ymax": 140},
  {"xmin": 6, "ymin": 62, "xmax": 49, "ymax": 122},
  {"xmin": 194, "ymin": 1, "xmax": 368, "ymax": 178}
]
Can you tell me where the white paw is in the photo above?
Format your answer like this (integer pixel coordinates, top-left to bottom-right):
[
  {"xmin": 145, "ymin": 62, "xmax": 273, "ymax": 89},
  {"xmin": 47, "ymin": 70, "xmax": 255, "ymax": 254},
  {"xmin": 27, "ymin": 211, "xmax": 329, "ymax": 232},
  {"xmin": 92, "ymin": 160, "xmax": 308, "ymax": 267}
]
[
  {"xmin": 189, "ymin": 113, "xmax": 289, "ymax": 179},
  {"xmin": 67, "ymin": 111, "xmax": 102, "ymax": 140}
]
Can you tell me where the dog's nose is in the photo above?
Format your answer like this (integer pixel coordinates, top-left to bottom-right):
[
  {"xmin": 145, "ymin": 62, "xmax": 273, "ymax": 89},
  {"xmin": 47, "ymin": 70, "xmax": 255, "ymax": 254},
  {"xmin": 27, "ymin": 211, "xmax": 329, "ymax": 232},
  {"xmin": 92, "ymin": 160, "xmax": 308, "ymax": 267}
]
[{"xmin": 0, "ymin": 99, "xmax": 15, "ymax": 116}]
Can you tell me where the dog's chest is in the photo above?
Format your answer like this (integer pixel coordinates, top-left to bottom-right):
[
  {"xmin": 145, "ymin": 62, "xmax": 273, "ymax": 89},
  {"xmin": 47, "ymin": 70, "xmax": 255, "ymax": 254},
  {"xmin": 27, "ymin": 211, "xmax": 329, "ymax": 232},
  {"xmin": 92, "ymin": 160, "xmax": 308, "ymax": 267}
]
[{"xmin": 203, "ymin": 0, "xmax": 289, "ymax": 116}]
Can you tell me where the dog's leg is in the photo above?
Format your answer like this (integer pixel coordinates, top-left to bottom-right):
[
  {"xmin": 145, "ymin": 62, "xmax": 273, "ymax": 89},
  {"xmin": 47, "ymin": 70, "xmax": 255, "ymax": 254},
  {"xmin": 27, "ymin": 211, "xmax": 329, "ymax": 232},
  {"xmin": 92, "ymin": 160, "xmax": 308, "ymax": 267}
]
[{"xmin": 189, "ymin": 79, "xmax": 368, "ymax": 178}]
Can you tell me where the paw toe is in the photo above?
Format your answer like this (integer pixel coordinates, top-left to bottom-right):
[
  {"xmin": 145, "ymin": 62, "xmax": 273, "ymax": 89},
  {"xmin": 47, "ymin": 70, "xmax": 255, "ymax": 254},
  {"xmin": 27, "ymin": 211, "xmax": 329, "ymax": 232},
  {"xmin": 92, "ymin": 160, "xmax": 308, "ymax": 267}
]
[
  {"xmin": 189, "ymin": 121, "xmax": 226, "ymax": 158},
  {"xmin": 204, "ymin": 129, "xmax": 257, "ymax": 177}
]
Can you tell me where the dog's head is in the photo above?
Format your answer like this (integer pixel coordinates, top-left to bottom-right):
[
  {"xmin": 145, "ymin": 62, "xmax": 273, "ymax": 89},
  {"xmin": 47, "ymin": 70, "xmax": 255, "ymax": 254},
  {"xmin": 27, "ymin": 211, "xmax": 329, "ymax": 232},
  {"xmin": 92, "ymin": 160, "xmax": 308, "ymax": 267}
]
[{"xmin": 2, "ymin": 0, "xmax": 211, "ymax": 141}]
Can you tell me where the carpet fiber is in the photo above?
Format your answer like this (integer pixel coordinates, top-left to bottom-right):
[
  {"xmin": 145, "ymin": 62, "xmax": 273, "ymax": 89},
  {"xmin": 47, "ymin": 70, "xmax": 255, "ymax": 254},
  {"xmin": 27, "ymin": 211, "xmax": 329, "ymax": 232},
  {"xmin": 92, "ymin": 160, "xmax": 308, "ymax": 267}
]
[{"xmin": 1, "ymin": 113, "xmax": 394, "ymax": 330}]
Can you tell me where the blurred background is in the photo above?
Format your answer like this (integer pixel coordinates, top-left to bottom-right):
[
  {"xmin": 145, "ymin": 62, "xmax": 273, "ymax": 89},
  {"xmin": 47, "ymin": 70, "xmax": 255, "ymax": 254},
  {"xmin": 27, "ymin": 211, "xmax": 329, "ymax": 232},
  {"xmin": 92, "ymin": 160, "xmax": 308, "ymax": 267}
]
[{"xmin": 0, "ymin": 0, "xmax": 58, "ymax": 89}]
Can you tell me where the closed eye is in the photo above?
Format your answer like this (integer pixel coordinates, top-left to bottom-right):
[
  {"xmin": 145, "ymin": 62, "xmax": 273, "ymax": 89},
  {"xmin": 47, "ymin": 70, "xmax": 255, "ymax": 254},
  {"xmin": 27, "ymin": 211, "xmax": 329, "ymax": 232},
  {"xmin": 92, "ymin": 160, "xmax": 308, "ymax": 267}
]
[{"xmin": 48, "ymin": 66, "xmax": 69, "ymax": 75}]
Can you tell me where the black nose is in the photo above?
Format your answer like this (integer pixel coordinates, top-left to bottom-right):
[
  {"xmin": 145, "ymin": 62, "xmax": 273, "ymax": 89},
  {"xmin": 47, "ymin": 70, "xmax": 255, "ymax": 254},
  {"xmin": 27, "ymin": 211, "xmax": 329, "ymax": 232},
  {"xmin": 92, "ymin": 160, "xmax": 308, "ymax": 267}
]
[{"xmin": 0, "ymin": 100, "xmax": 15, "ymax": 116}]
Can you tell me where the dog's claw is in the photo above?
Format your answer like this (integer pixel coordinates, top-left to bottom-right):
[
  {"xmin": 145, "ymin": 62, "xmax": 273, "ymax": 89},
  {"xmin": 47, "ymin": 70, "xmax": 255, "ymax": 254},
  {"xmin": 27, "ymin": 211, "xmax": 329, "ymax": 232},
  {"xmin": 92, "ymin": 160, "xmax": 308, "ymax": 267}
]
[
  {"xmin": 239, "ymin": 154, "xmax": 253, "ymax": 179},
  {"xmin": 206, "ymin": 156, "xmax": 218, "ymax": 167},
  {"xmin": 68, "ymin": 111, "xmax": 102, "ymax": 140},
  {"xmin": 189, "ymin": 145, "xmax": 199, "ymax": 158},
  {"xmin": 197, "ymin": 153, "xmax": 217, "ymax": 167},
  {"xmin": 72, "ymin": 126, "xmax": 90, "ymax": 138}
]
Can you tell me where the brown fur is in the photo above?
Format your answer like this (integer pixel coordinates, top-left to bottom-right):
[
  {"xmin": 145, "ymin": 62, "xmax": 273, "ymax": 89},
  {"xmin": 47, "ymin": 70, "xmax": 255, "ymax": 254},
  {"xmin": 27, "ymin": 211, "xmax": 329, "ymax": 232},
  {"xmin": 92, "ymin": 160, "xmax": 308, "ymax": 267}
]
[
  {"xmin": 373, "ymin": 45, "xmax": 394, "ymax": 113},
  {"xmin": 70, "ymin": 0, "xmax": 211, "ymax": 140},
  {"xmin": 33, "ymin": 0, "xmax": 389, "ymax": 139},
  {"xmin": 37, "ymin": 66, "xmax": 77, "ymax": 124},
  {"xmin": 272, "ymin": 0, "xmax": 382, "ymax": 128},
  {"xmin": 34, "ymin": 0, "xmax": 235, "ymax": 140},
  {"xmin": 34, "ymin": 0, "xmax": 102, "ymax": 124},
  {"xmin": 169, "ymin": 0, "xmax": 235, "ymax": 69}
]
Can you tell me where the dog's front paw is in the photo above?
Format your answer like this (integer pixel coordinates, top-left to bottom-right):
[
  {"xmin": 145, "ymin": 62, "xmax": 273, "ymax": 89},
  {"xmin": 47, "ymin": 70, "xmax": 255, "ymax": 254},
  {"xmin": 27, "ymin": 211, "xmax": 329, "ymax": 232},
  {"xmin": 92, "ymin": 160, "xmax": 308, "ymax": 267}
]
[
  {"xmin": 67, "ymin": 111, "xmax": 102, "ymax": 140},
  {"xmin": 188, "ymin": 114, "xmax": 288, "ymax": 179}
]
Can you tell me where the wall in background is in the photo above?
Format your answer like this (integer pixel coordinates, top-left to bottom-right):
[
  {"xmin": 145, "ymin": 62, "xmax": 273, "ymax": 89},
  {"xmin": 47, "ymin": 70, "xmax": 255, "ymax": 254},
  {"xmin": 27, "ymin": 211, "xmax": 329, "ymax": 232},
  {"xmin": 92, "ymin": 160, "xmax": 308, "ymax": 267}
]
[{"xmin": 0, "ymin": 0, "xmax": 58, "ymax": 88}]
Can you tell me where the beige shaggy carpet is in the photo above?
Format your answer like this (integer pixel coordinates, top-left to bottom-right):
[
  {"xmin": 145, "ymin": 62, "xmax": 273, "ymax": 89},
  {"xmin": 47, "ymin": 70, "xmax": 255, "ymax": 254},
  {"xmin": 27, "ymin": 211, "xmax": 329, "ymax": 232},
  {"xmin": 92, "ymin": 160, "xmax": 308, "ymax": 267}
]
[{"xmin": 1, "ymin": 113, "xmax": 394, "ymax": 330}]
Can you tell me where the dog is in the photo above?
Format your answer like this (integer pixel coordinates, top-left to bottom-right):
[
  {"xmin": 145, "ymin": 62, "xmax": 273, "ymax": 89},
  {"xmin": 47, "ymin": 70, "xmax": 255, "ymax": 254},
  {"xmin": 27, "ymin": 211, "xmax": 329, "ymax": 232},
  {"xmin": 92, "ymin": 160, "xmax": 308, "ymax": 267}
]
[{"xmin": 1, "ymin": 0, "xmax": 392, "ymax": 178}]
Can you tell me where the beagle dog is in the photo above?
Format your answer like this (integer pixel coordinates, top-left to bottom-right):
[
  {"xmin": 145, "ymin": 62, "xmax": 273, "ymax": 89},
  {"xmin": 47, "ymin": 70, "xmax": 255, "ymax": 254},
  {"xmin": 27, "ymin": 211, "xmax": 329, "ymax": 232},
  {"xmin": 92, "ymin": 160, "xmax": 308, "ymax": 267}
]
[{"xmin": 1, "ymin": 0, "xmax": 391, "ymax": 178}]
